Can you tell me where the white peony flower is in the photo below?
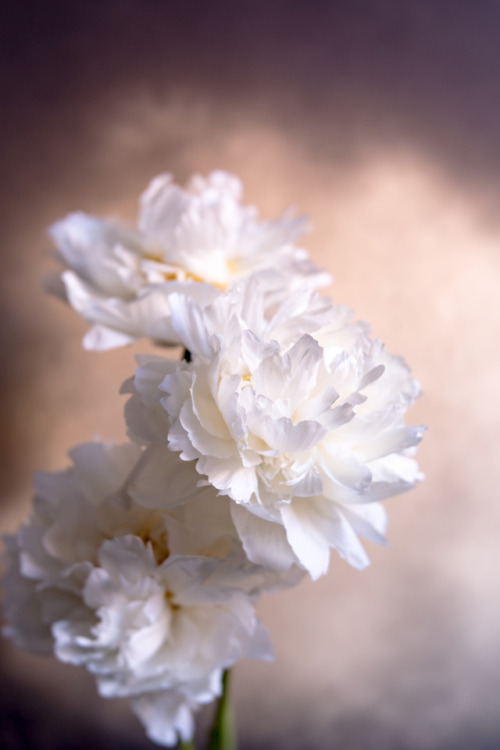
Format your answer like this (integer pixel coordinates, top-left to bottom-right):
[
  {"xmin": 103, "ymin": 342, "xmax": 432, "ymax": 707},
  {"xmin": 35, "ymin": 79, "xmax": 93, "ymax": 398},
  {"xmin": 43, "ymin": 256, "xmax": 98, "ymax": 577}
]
[
  {"xmin": 48, "ymin": 171, "xmax": 328, "ymax": 350},
  {"xmin": 124, "ymin": 276, "xmax": 424, "ymax": 581},
  {"xmin": 2, "ymin": 441, "xmax": 278, "ymax": 747}
]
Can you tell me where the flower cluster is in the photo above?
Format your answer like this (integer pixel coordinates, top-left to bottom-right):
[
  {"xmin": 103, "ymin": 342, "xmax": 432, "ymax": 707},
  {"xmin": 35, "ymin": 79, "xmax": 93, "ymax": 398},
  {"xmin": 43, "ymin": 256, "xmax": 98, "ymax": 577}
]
[{"xmin": 3, "ymin": 171, "xmax": 424, "ymax": 747}]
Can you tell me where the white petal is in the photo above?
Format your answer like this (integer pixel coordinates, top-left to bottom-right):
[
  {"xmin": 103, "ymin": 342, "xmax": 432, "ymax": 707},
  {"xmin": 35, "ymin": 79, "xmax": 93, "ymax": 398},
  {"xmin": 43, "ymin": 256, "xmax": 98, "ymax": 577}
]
[
  {"xmin": 279, "ymin": 501, "xmax": 331, "ymax": 580},
  {"xmin": 168, "ymin": 293, "xmax": 213, "ymax": 358},
  {"xmin": 83, "ymin": 324, "xmax": 136, "ymax": 350},
  {"xmin": 281, "ymin": 498, "xmax": 371, "ymax": 579},
  {"xmin": 339, "ymin": 502, "xmax": 388, "ymax": 545},
  {"xmin": 230, "ymin": 504, "xmax": 298, "ymax": 571},
  {"xmin": 253, "ymin": 415, "xmax": 326, "ymax": 454},
  {"xmin": 131, "ymin": 689, "xmax": 197, "ymax": 748},
  {"xmin": 126, "ymin": 444, "xmax": 204, "ymax": 509},
  {"xmin": 179, "ymin": 400, "xmax": 235, "ymax": 460}
]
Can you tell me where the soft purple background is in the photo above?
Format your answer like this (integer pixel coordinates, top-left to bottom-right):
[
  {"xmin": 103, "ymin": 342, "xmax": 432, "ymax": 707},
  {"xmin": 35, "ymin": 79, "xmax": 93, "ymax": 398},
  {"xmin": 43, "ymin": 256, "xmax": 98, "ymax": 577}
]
[{"xmin": 1, "ymin": 2, "xmax": 500, "ymax": 748}]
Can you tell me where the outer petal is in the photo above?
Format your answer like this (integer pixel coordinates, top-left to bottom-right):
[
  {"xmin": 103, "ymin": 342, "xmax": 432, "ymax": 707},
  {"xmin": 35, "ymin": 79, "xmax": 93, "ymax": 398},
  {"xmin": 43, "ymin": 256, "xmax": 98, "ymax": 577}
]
[
  {"xmin": 281, "ymin": 497, "xmax": 371, "ymax": 580},
  {"xmin": 126, "ymin": 444, "xmax": 206, "ymax": 510},
  {"xmin": 279, "ymin": 501, "xmax": 331, "ymax": 580},
  {"xmin": 131, "ymin": 689, "xmax": 198, "ymax": 747},
  {"xmin": 230, "ymin": 504, "xmax": 298, "ymax": 571},
  {"xmin": 84, "ymin": 325, "xmax": 136, "ymax": 350}
]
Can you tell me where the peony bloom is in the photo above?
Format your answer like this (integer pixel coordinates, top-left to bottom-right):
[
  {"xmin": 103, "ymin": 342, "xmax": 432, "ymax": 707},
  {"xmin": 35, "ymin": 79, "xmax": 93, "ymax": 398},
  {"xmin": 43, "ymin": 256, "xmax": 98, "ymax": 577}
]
[
  {"xmin": 2, "ymin": 441, "xmax": 278, "ymax": 747},
  {"xmin": 124, "ymin": 276, "xmax": 424, "ymax": 581},
  {"xmin": 48, "ymin": 171, "xmax": 328, "ymax": 350}
]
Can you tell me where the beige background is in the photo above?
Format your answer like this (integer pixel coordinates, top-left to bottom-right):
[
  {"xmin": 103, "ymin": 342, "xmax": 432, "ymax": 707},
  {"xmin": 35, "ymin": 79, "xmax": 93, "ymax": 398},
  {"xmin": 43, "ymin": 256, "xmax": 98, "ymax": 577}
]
[{"xmin": 1, "ymin": 2, "xmax": 500, "ymax": 748}]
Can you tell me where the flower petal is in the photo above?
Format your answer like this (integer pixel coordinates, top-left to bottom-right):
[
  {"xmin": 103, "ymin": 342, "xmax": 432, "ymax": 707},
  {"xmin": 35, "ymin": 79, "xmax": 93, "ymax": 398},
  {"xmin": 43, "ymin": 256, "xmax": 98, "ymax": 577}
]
[{"xmin": 230, "ymin": 504, "xmax": 298, "ymax": 571}]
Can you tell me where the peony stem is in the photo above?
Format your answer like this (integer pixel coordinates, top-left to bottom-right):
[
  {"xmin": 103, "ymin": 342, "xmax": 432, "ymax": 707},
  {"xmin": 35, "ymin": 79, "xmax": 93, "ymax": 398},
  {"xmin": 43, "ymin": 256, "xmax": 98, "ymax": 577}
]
[
  {"xmin": 180, "ymin": 740, "xmax": 196, "ymax": 750},
  {"xmin": 208, "ymin": 669, "xmax": 237, "ymax": 750}
]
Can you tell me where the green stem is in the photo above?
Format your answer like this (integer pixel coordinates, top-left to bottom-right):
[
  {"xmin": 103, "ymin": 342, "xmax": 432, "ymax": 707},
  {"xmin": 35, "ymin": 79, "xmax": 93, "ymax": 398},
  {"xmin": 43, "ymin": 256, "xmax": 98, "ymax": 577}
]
[
  {"xmin": 208, "ymin": 669, "xmax": 237, "ymax": 750},
  {"xmin": 179, "ymin": 741, "xmax": 196, "ymax": 750}
]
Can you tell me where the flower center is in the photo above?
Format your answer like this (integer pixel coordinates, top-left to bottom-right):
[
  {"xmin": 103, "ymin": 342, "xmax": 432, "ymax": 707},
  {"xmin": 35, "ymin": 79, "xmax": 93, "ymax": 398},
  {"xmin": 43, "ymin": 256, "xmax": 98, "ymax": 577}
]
[
  {"xmin": 165, "ymin": 589, "xmax": 180, "ymax": 611},
  {"xmin": 143, "ymin": 250, "xmax": 239, "ymax": 289},
  {"xmin": 139, "ymin": 525, "xmax": 169, "ymax": 565}
]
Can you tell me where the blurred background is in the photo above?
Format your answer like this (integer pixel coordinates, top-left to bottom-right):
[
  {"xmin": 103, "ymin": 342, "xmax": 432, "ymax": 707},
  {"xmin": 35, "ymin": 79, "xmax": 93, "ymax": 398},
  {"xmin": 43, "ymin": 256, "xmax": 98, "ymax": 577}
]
[{"xmin": 1, "ymin": 2, "xmax": 500, "ymax": 748}]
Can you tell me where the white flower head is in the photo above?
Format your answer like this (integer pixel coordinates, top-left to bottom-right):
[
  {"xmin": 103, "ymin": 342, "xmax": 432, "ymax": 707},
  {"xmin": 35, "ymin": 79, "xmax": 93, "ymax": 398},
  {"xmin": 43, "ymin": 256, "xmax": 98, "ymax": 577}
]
[
  {"xmin": 125, "ymin": 277, "xmax": 424, "ymax": 581},
  {"xmin": 2, "ymin": 441, "xmax": 277, "ymax": 747},
  {"xmin": 48, "ymin": 171, "xmax": 329, "ymax": 350}
]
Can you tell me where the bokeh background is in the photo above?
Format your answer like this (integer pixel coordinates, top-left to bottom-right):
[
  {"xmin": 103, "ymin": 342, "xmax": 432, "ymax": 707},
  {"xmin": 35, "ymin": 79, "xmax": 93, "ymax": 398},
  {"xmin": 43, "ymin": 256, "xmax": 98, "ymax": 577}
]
[{"xmin": 1, "ymin": 2, "xmax": 500, "ymax": 748}]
